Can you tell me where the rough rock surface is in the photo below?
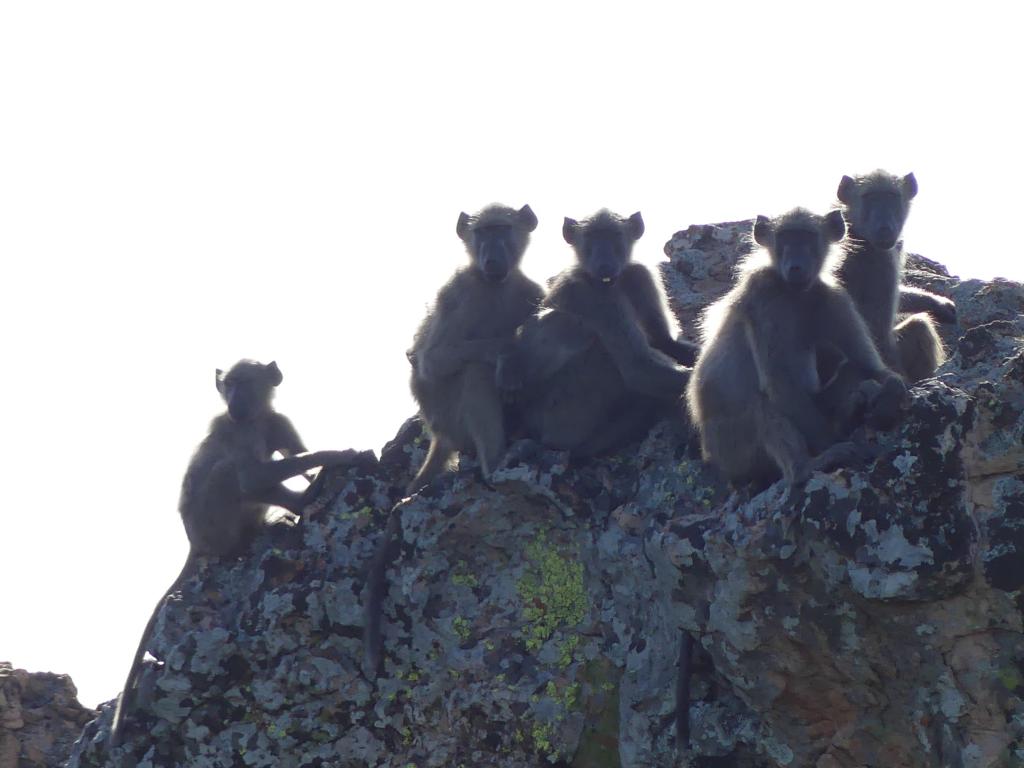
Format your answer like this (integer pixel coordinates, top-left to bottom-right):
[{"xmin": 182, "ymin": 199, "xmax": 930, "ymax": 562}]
[
  {"xmin": 0, "ymin": 662, "xmax": 95, "ymax": 768},
  {"xmin": 66, "ymin": 223, "xmax": 1023, "ymax": 767}
]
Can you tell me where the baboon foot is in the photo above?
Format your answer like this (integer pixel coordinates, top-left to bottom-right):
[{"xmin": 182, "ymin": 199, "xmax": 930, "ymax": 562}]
[
  {"xmin": 499, "ymin": 438, "xmax": 544, "ymax": 469},
  {"xmin": 810, "ymin": 440, "xmax": 878, "ymax": 475}
]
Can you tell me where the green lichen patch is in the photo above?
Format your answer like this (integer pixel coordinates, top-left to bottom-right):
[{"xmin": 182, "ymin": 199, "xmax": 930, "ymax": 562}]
[{"xmin": 517, "ymin": 534, "xmax": 588, "ymax": 653}]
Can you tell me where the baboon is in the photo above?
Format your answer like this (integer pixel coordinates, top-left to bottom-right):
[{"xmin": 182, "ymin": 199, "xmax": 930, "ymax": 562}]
[
  {"xmin": 499, "ymin": 210, "xmax": 695, "ymax": 456},
  {"xmin": 687, "ymin": 208, "xmax": 906, "ymax": 488},
  {"xmin": 835, "ymin": 170, "xmax": 955, "ymax": 382},
  {"xmin": 110, "ymin": 360, "xmax": 362, "ymax": 747},
  {"xmin": 406, "ymin": 203, "xmax": 544, "ymax": 493}
]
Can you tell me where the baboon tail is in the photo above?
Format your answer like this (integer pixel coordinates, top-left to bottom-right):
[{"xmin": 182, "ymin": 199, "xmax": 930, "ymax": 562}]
[{"xmin": 109, "ymin": 551, "xmax": 198, "ymax": 748}]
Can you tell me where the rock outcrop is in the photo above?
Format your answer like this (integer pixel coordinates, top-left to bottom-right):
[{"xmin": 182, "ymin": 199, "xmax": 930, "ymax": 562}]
[
  {"xmin": 67, "ymin": 223, "xmax": 1023, "ymax": 768},
  {"xmin": 0, "ymin": 662, "xmax": 95, "ymax": 768}
]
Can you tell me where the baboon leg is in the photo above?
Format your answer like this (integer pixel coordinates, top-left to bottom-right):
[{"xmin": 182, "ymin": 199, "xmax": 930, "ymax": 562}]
[
  {"xmin": 701, "ymin": 411, "xmax": 775, "ymax": 488},
  {"xmin": 536, "ymin": 383, "xmax": 612, "ymax": 453},
  {"xmin": 759, "ymin": 402, "xmax": 867, "ymax": 487},
  {"xmin": 572, "ymin": 396, "xmax": 667, "ymax": 458},
  {"xmin": 187, "ymin": 460, "xmax": 255, "ymax": 557},
  {"xmin": 818, "ymin": 360, "xmax": 907, "ymax": 433},
  {"xmin": 755, "ymin": 400, "xmax": 814, "ymax": 487},
  {"xmin": 817, "ymin": 360, "xmax": 877, "ymax": 435},
  {"xmin": 261, "ymin": 485, "xmax": 306, "ymax": 515},
  {"xmin": 895, "ymin": 312, "xmax": 945, "ymax": 382},
  {"xmin": 808, "ymin": 441, "xmax": 871, "ymax": 474},
  {"xmin": 459, "ymin": 365, "xmax": 505, "ymax": 479},
  {"xmin": 817, "ymin": 346, "xmax": 904, "ymax": 434},
  {"xmin": 408, "ymin": 436, "xmax": 455, "ymax": 494}
]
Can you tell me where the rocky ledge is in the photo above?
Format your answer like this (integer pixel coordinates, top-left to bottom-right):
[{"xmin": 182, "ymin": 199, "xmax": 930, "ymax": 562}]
[
  {"xmin": 66, "ymin": 223, "xmax": 1023, "ymax": 768},
  {"xmin": 0, "ymin": 662, "xmax": 96, "ymax": 768}
]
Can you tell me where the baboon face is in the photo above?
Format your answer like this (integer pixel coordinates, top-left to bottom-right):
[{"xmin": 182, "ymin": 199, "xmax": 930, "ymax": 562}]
[
  {"xmin": 755, "ymin": 210, "xmax": 845, "ymax": 291},
  {"xmin": 215, "ymin": 360, "xmax": 282, "ymax": 422},
  {"xmin": 457, "ymin": 204, "xmax": 538, "ymax": 283},
  {"xmin": 838, "ymin": 172, "xmax": 917, "ymax": 249},
  {"xmin": 470, "ymin": 225, "xmax": 517, "ymax": 282},
  {"xmin": 564, "ymin": 211, "xmax": 644, "ymax": 286}
]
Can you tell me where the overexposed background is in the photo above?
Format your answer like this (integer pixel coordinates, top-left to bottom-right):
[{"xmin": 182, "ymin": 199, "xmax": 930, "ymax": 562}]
[{"xmin": 1, "ymin": 2, "xmax": 1021, "ymax": 709}]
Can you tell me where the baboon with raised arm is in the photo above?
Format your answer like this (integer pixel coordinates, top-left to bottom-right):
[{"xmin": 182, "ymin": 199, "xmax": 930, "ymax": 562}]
[
  {"xmin": 835, "ymin": 170, "xmax": 955, "ymax": 382},
  {"xmin": 407, "ymin": 204, "xmax": 544, "ymax": 492},
  {"xmin": 110, "ymin": 360, "xmax": 361, "ymax": 747},
  {"xmin": 687, "ymin": 208, "xmax": 905, "ymax": 488},
  {"xmin": 500, "ymin": 209, "xmax": 695, "ymax": 456}
]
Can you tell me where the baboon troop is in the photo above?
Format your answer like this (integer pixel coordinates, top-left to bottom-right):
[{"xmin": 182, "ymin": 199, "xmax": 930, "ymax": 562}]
[
  {"xmin": 109, "ymin": 169, "xmax": 957, "ymax": 749},
  {"xmin": 110, "ymin": 360, "xmax": 362, "ymax": 747}
]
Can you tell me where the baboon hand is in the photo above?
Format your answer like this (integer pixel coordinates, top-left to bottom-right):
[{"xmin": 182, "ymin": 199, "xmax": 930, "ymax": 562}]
[
  {"xmin": 878, "ymin": 369, "xmax": 908, "ymax": 395},
  {"xmin": 866, "ymin": 373, "xmax": 908, "ymax": 430}
]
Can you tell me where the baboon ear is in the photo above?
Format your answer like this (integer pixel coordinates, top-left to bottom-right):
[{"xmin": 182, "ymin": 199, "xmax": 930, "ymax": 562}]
[
  {"xmin": 456, "ymin": 212, "xmax": 472, "ymax": 241},
  {"xmin": 266, "ymin": 361, "xmax": 283, "ymax": 386},
  {"xmin": 824, "ymin": 209, "xmax": 847, "ymax": 243},
  {"xmin": 627, "ymin": 211, "xmax": 645, "ymax": 240},
  {"xmin": 837, "ymin": 175, "xmax": 857, "ymax": 204},
  {"xmin": 215, "ymin": 368, "xmax": 226, "ymax": 393},
  {"xmin": 562, "ymin": 217, "xmax": 579, "ymax": 245},
  {"xmin": 902, "ymin": 172, "xmax": 918, "ymax": 200},
  {"xmin": 517, "ymin": 204, "xmax": 538, "ymax": 232},
  {"xmin": 753, "ymin": 215, "xmax": 772, "ymax": 247}
]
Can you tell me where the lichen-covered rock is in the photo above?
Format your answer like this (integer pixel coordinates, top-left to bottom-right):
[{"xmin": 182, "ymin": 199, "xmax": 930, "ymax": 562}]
[
  {"xmin": 67, "ymin": 226, "xmax": 1023, "ymax": 768},
  {"xmin": 0, "ymin": 662, "xmax": 95, "ymax": 768}
]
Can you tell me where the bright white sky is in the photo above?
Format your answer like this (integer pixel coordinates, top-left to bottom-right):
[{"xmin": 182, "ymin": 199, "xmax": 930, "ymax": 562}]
[{"xmin": 1, "ymin": 2, "xmax": 1021, "ymax": 709}]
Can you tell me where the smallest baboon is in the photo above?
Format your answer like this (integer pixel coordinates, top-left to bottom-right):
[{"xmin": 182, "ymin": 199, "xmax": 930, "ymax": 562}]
[
  {"xmin": 688, "ymin": 208, "xmax": 904, "ymax": 488},
  {"xmin": 110, "ymin": 360, "xmax": 361, "ymax": 747},
  {"xmin": 835, "ymin": 170, "xmax": 955, "ymax": 382},
  {"xmin": 407, "ymin": 204, "xmax": 544, "ymax": 492}
]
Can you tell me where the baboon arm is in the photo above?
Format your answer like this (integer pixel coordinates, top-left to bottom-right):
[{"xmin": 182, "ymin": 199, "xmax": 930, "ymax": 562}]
[
  {"xmin": 515, "ymin": 312, "xmax": 594, "ymax": 384},
  {"xmin": 899, "ymin": 286, "xmax": 957, "ymax": 323},
  {"xmin": 550, "ymin": 283, "xmax": 686, "ymax": 397},
  {"xmin": 238, "ymin": 450, "xmax": 362, "ymax": 496},
  {"xmin": 269, "ymin": 414, "xmax": 308, "ymax": 457},
  {"xmin": 820, "ymin": 292, "xmax": 889, "ymax": 379},
  {"xmin": 620, "ymin": 264, "xmax": 698, "ymax": 366},
  {"xmin": 261, "ymin": 485, "xmax": 306, "ymax": 514},
  {"xmin": 417, "ymin": 339, "xmax": 509, "ymax": 380}
]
